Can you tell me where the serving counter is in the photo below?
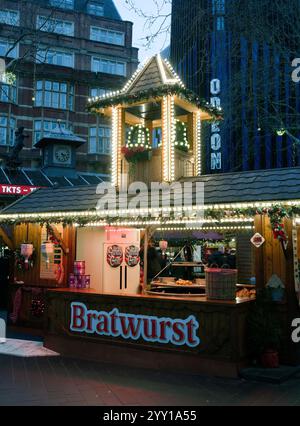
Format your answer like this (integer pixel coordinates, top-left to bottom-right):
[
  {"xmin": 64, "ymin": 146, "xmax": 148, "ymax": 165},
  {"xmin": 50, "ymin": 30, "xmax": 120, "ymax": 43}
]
[{"xmin": 44, "ymin": 288, "xmax": 254, "ymax": 378}]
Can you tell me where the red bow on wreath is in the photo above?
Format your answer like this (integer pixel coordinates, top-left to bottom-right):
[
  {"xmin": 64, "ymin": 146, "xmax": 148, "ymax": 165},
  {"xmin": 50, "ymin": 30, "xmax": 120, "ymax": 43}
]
[{"xmin": 272, "ymin": 223, "xmax": 288, "ymax": 242}]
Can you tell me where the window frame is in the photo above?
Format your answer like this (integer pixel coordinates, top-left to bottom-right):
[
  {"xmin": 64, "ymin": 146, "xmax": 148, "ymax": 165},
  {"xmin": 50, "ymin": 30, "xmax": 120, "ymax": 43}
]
[
  {"xmin": 90, "ymin": 87, "xmax": 112, "ymax": 98},
  {"xmin": 49, "ymin": 0, "xmax": 74, "ymax": 10},
  {"xmin": 0, "ymin": 38, "xmax": 19, "ymax": 59},
  {"xmin": 0, "ymin": 9, "xmax": 20, "ymax": 26},
  {"xmin": 91, "ymin": 56, "xmax": 126, "ymax": 76},
  {"xmin": 87, "ymin": 2, "xmax": 104, "ymax": 16},
  {"xmin": 0, "ymin": 115, "xmax": 16, "ymax": 147},
  {"xmin": 37, "ymin": 15, "xmax": 75, "ymax": 37},
  {"xmin": 90, "ymin": 26, "xmax": 125, "ymax": 46},
  {"xmin": 33, "ymin": 119, "xmax": 70, "ymax": 145},
  {"xmin": 0, "ymin": 78, "xmax": 17, "ymax": 104},
  {"xmin": 35, "ymin": 80, "xmax": 74, "ymax": 111},
  {"xmin": 89, "ymin": 125, "xmax": 112, "ymax": 155},
  {"xmin": 36, "ymin": 49, "xmax": 75, "ymax": 68}
]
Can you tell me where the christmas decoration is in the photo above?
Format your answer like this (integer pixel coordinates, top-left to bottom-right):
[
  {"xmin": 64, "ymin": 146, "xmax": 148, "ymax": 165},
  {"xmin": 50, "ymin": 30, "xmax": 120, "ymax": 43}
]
[
  {"xmin": 20, "ymin": 243, "xmax": 34, "ymax": 267},
  {"xmin": 268, "ymin": 206, "xmax": 289, "ymax": 243},
  {"xmin": 174, "ymin": 120, "xmax": 190, "ymax": 152},
  {"xmin": 88, "ymin": 83, "xmax": 222, "ymax": 120},
  {"xmin": 2, "ymin": 202, "xmax": 299, "ymax": 248},
  {"xmin": 31, "ymin": 296, "xmax": 45, "ymax": 318},
  {"xmin": 122, "ymin": 124, "xmax": 152, "ymax": 164},
  {"xmin": 15, "ymin": 245, "xmax": 35, "ymax": 271}
]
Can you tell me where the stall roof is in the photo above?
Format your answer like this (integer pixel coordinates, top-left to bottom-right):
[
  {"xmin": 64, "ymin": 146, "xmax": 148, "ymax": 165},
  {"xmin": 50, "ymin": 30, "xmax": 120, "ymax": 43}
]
[
  {"xmin": 0, "ymin": 167, "xmax": 108, "ymax": 190},
  {"xmin": 2, "ymin": 167, "xmax": 300, "ymax": 216},
  {"xmin": 183, "ymin": 167, "xmax": 300, "ymax": 204}
]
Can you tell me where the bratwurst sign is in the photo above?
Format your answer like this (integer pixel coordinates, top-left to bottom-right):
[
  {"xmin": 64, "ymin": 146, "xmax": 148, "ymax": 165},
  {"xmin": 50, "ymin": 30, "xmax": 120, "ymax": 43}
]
[{"xmin": 70, "ymin": 302, "xmax": 201, "ymax": 348}]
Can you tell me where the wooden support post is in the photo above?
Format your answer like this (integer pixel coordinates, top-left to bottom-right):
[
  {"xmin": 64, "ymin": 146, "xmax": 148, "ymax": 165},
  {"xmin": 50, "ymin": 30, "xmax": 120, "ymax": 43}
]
[
  {"xmin": 0, "ymin": 226, "xmax": 14, "ymax": 251},
  {"xmin": 254, "ymin": 214, "xmax": 264, "ymax": 290},
  {"xmin": 143, "ymin": 227, "xmax": 149, "ymax": 289}
]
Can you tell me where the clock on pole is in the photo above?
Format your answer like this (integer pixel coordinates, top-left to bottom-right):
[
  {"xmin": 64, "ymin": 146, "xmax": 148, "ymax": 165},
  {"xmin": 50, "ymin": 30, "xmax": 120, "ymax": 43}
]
[{"xmin": 34, "ymin": 123, "xmax": 86, "ymax": 178}]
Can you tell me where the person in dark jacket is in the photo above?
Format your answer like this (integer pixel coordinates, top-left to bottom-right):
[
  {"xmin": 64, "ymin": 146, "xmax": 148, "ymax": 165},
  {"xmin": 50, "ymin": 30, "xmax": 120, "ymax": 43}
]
[
  {"xmin": 0, "ymin": 250, "xmax": 11, "ymax": 310},
  {"xmin": 140, "ymin": 239, "xmax": 162, "ymax": 281}
]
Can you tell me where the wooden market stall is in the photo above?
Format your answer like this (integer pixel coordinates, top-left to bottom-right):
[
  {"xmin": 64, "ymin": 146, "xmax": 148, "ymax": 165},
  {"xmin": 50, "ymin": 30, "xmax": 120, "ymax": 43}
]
[
  {"xmin": 1, "ymin": 55, "xmax": 300, "ymax": 376},
  {"xmin": 1, "ymin": 167, "xmax": 300, "ymax": 374}
]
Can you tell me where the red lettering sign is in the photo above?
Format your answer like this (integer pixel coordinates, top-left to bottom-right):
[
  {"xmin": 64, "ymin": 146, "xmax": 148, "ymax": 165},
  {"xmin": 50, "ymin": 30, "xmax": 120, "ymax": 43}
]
[
  {"xmin": 70, "ymin": 302, "xmax": 201, "ymax": 348},
  {"xmin": 0, "ymin": 185, "xmax": 41, "ymax": 196}
]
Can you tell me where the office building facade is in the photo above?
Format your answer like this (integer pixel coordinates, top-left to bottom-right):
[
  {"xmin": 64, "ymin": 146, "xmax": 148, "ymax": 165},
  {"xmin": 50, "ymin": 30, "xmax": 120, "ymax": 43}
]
[
  {"xmin": 171, "ymin": 0, "xmax": 300, "ymax": 173},
  {"xmin": 0, "ymin": 0, "xmax": 138, "ymax": 174}
]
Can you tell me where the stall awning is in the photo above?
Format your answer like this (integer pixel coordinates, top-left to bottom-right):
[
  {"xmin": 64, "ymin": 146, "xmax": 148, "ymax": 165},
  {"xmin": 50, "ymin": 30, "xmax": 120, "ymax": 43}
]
[{"xmin": 1, "ymin": 168, "xmax": 300, "ymax": 226}]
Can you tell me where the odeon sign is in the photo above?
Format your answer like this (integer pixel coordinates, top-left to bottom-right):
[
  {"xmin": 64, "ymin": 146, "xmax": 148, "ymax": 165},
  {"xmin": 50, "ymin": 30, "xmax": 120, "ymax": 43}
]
[
  {"xmin": 210, "ymin": 78, "xmax": 222, "ymax": 171},
  {"xmin": 70, "ymin": 302, "xmax": 201, "ymax": 348}
]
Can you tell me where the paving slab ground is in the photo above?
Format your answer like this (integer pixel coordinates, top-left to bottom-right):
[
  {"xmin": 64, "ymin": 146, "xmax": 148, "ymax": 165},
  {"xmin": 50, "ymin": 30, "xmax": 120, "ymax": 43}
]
[
  {"xmin": 241, "ymin": 365, "xmax": 300, "ymax": 384},
  {"xmin": 1, "ymin": 351, "xmax": 300, "ymax": 406}
]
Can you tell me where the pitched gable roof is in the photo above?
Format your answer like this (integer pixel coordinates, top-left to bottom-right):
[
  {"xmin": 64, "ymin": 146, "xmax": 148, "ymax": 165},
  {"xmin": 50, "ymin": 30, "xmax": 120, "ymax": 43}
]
[{"xmin": 124, "ymin": 55, "xmax": 184, "ymax": 95}]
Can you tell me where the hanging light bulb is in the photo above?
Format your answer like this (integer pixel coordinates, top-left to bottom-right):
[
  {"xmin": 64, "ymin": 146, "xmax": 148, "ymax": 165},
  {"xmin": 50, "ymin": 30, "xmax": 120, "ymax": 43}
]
[{"xmin": 277, "ymin": 128, "xmax": 286, "ymax": 137}]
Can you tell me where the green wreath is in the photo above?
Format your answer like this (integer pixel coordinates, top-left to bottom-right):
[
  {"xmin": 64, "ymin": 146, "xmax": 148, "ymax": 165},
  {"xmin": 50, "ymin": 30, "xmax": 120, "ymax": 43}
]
[
  {"xmin": 127, "ymin": 124, "xmax": 151, "ymax": 150},
  {"xmin": 174, "ymin": 120, "xmax": 190, "ymax": 152}
]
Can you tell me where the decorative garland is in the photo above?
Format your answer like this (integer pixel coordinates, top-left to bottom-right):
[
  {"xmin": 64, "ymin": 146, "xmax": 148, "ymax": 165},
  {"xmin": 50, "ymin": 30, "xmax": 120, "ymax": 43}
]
[
  {"xmin": 46, "ymin": 224, "xmax": 61, "ymax": 246},
  {"xmin": 257, "ymin": 206, "xmax": 289, "ymax": 242},
  {"xmin": 88, "ymin": 83, "xmax": 222, "ymax": 120},
  {"xmin": 0, "ymin": 204, "xmax": 295, "ymax": 244}
]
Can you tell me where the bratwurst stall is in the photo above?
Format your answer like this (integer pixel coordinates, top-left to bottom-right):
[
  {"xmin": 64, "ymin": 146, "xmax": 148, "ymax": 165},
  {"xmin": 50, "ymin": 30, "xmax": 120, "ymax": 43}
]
[{"xmin": 1, "ymin": 55, "xmax": 300, "ymax": 376}]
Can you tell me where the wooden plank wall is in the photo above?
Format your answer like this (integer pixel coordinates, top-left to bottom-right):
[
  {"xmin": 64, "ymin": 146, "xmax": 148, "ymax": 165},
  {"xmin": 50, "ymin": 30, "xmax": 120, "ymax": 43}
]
[
  {"xmin": 13, "ymin": 224, "xmax": 76, "ymax": 288},
  {"xmin": 254, "ymin": 215, "xmax": 293, "ymax": 289},
  {"xmin": 236, "ymin": 232, "xmax": 255, "ymax": 284}
]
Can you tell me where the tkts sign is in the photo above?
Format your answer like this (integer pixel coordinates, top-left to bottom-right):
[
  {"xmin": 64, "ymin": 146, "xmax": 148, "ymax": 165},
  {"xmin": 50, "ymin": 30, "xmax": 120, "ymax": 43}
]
[{"xmin": 0, "ymin": 185, "xmax": 40, "ymax": 196}]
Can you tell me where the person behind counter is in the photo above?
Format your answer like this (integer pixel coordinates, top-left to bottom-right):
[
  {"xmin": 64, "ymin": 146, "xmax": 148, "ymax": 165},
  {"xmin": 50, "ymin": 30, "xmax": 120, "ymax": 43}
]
[
  {"xmin": 207, "ymin": 246, "xmax": 225, "ymax": 268},
  {"xmin": 140, "ymin": 239, "xmax": 163, "ymax": 281}
]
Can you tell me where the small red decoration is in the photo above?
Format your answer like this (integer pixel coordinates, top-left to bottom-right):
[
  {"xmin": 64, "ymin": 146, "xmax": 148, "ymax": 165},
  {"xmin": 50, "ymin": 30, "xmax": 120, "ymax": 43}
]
[{"xmin": 261, "ymin": 350, "xmax": 280, "ymax": 369}]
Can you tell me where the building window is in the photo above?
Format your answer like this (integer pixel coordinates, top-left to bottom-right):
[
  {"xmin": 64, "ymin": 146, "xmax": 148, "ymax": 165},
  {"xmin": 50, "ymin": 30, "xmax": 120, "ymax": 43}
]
[
  {"xmin": 0, "ymin": 39, "xmax": 18, "ymax": 58},
  {"xmin": 91, "ymin": 57, "xmax": 126, "ymax": 76},
  {"xmin": 49, "ymin": 0, "xmax": 74, "ymax": 10},
  {"xmin": 0, "ymin": 116, "xmax": 15, "ymax": 146},
  {"xmin": 87, "ymin": 2, "xmax": 104, "ymax": 16},
  {"xmin": 36, "ymin": 49, "xmax": 74, "ymax": 68},
  {"xmin": 37, "ymin": 16, "xmax": 74, "ymax": 37},
  {"xmin": 35, "ymin": 80, "xmax": 74, "ymax": 110},
  {"xmin": 34, "ymin": 120, "xmax": 69, "ymax": 144},
  {"xmin": 0, "ymin": 78, "xmax": 17, "ymax": 103},
  {"xmin": 90, "ymin": 87, "xmax": 112, "ymax": 98},
  {"xmin": 90, "ymin": 27, "xmax": 125, "ymax": 46},
  {"xmin": 0, "ymin": 10, "xmax": 20, "ymax": 26},
  {"xmin": 89, "ymin": 126, "xmax": 111, "ymax": 154}
]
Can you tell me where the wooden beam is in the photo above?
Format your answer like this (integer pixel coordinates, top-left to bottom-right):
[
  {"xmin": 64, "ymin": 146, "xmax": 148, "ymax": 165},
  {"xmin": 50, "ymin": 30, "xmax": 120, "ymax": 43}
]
[
  {"xmin": 143, "ymin": 227, "xmax": 149, "ymax": 290},
  {"xmin": 254, "ymin": 214, "xmax": 264, "ymax": 290},
  {"xmin": 0, "ymin": 226, "xmax": 14, "ymax": 251}
]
